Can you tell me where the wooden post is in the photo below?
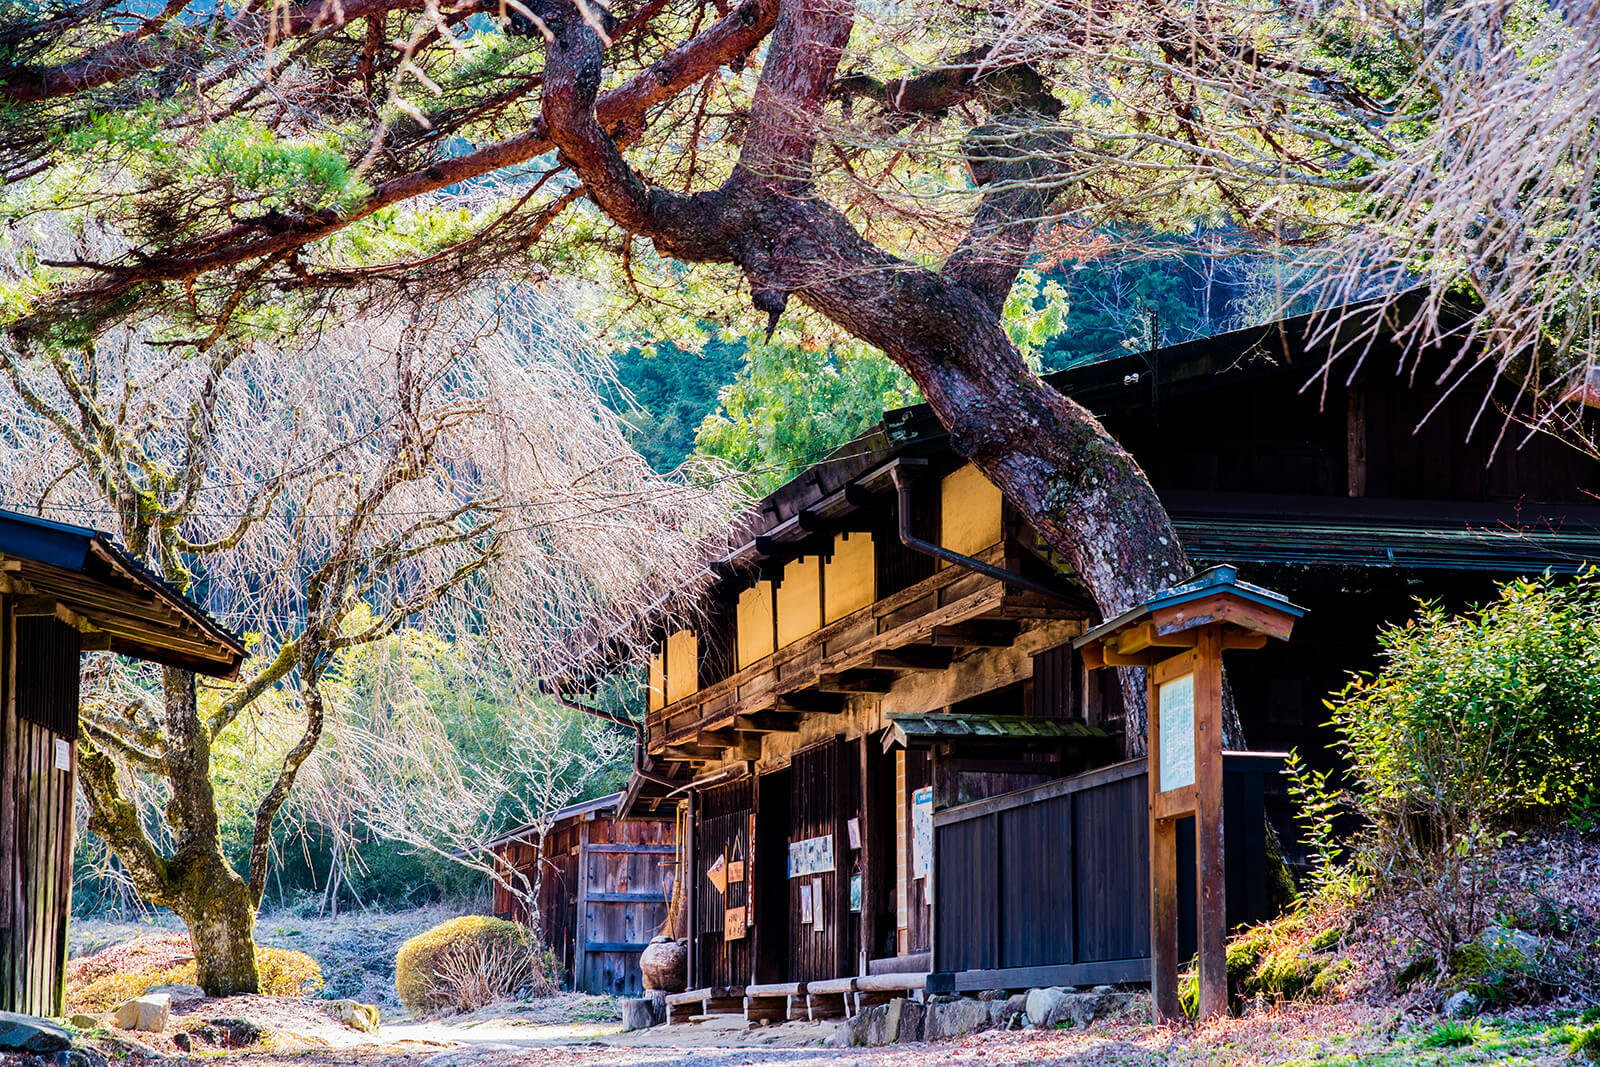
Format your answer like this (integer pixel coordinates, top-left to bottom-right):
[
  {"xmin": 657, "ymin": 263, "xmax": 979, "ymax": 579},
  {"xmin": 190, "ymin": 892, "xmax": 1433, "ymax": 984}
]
[
  {"xmin": 1075, "ymin": 566, "xmax": 1304, "ymax": 1026},
  {"xmin": 1194, "ymin": 626, "xmax": 1227, "ymax": 1020}
]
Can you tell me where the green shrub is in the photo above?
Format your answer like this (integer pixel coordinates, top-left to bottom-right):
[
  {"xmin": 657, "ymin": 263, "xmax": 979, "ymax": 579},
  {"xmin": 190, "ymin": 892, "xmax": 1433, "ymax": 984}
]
[
  {"xmin": 394, "ymin": 916, "xmax": 558, "ymax": 1016},
  {"xmin": 1569, "ymin": 1022, "xmax": 1600, "ymax": 1061},
  {"xmin": 1332, "ymin": 573, "xmax": 1600, "ymax": 827},
  {"xmin": 1300, "ymin": 573, "xmax": 1600, "ymax": 966}
]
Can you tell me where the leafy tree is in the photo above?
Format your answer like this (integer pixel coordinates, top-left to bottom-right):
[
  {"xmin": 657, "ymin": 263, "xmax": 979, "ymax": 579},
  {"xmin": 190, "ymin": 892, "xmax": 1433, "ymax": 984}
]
[
  {"xmin": 613, "ymin": 339, "xmax": 744, "ymax": 473},
  {"xmin": 696, "ymin": 339, "xmax": 919, "ymax": 493},
  {"xmin": 4, "ymin": 0, "xmax": 1598, "ymax": 754}
]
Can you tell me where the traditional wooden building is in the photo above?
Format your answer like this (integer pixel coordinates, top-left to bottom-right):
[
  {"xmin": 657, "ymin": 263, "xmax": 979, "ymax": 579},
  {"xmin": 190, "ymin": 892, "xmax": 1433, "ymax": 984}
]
[
  {"xmin": 579, "ymin": 300, "xmax": 1600, "ymax": 1020},
  {"xmin": 0, "ymin": 509, "xmax": 245, "ymax": 1017},
  {"xmin": 487, "ymin": 792, "xmax": 676, "ymax": 996}
]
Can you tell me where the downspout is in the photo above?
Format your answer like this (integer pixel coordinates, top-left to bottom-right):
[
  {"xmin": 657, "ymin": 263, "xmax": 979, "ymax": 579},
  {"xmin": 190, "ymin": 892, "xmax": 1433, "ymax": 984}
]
[{"xmin": 888, "ymin": 464, "xmax": 1080, "ymax": 604}]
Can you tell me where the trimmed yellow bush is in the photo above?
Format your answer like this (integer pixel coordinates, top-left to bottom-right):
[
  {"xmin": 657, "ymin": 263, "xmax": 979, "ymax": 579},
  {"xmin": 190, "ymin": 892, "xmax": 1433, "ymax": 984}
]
[
  {"xmin": 66, "ymin": 934, "xmax": 323, "ymax": 1012},
  {"xmin": 394, "ymin": 916, "xmax": 557, "ymax": 1016}
]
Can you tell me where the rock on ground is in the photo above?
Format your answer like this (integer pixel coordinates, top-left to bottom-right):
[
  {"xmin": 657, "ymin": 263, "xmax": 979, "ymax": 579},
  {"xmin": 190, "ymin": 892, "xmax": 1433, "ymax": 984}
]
[
  {"xmin": 322, "ymin": 999, "xmax": 381, "ymax": 1034},
  {"xmin": 114, "ymin": 993, "xmax": 171, "ymax": 1033},
  {"xmin": 0, "ymin": 1011, "xmax": 72, "ymax": 1053}
]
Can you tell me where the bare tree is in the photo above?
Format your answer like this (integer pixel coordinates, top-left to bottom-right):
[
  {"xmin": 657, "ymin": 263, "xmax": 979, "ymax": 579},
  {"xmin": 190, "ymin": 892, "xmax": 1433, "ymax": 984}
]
[
  {"xmin": 303, "ymin": 641, "xmax": 634, "ymax": 939},
  {"xmin": 0, "ymin": 275, "xmax": 737, "ymax": 993}
]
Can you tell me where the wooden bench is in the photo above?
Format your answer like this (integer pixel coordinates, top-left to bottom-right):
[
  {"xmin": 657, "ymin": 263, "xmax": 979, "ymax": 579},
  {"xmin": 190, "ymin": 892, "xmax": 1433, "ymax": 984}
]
[
  {"xmin": 665, "ymin": 986, "xmax": 745, "ymax": 1024},
  {"xmin": 853, "ymin": 972, "xmax": 928, "ymax": 1012},
  {"xmin": 744, "ymin": 982, "xmax": 805, "ymax": 1023},
  {"xmin": 803, "ymin": 976, "xmax": 856, "ymax": 1020}
]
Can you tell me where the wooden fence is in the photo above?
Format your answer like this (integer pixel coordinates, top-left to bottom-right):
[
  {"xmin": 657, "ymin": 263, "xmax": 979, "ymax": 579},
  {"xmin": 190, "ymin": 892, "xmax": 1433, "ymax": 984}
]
[{"xmin": 929, "ymin": 753, "xmax": 1284, "ymax": 993}]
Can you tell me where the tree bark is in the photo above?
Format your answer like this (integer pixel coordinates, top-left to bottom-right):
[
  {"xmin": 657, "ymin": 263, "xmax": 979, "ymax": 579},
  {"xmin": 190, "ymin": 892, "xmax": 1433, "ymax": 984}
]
[
  {"xmin": 537, "ymin": 0, "xmax": 1207, "ymax": 751},
  {"xmin": 78, "ymin": 668, "xmax": 263, "ymax": 995}
]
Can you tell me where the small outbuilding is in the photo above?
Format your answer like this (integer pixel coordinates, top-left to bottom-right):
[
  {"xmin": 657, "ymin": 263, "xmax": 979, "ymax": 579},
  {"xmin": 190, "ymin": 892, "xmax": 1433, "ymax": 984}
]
[
  {"xmin": 0, "ymin": 509, "xmax": 245, "ymax": 1017},
  {"xmin": 488, "ymin": 792, "xmax": 676, "ymax": 997}
]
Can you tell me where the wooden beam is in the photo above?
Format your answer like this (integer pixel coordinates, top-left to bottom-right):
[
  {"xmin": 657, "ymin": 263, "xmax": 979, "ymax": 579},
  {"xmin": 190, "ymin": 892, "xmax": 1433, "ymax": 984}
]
[
  {"xmin": 871, "ymin": 647, "xmax": 955, "ymax": 672},
  {"xmin": 777, "ymin": 692, "xmax": 844, "ymax": 714},
  {"xmin": 735, "ymin": 711, "xmax": 803, "ymax": 733},
  {"xmin": 817, "ymin": 669, "xmax": 896, "ymax": 694},
  {"xmin": 928, "ymin": 621, "xmax": 1019, "ymax": 648}
]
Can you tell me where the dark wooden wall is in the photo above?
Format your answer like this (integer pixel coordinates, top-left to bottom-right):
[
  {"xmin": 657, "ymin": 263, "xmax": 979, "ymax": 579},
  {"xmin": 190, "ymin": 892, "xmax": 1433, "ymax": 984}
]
[
  {"xmin": 1, "ymin": 609, "xmax": 80, "ymax": 1017},
  {"xmin": 931, "ymin": 755, "xmax": 1281, "ymax": 991},
  {"xmin": 693, "ymin": 778, "xmax": 753, "ymax": 988},
  {"xmin": 1099, "ymin": 353, "xmax": 1598, "ymax": 506},
  {"xmin": 785, "ymin": 738, "xmax": 860, "ymax": 983}
]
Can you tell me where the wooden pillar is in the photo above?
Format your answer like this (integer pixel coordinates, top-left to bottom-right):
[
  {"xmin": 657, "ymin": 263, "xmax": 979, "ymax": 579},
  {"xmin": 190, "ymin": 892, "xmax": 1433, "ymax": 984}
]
[
  {"xmin": 685, "ymin": 792, "xmax": 698, "ymax": 988},
  {"xmin": 1194, "ymin": 626, "xmax": 1227, "ymax": 1020}
]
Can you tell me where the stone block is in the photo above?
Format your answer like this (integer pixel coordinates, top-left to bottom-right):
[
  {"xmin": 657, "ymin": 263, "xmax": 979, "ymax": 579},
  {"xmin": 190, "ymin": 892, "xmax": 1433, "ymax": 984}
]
[
  {"xmin": 114, "ymin": 994, "xmax": 171, "ymax": 1033},
  {"xmin": 0, "ymin": 1012, "xmax": 72, "ymax": 1053}
]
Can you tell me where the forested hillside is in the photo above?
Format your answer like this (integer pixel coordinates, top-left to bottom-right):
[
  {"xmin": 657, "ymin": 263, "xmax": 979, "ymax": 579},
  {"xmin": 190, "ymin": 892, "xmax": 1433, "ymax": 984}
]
[{"xmin": 618, "ymin": 242, "xmax": 1271, "ymax": 481}]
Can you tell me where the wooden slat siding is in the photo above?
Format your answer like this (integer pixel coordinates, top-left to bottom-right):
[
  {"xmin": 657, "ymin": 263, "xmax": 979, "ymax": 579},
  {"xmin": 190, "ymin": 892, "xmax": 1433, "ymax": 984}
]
[
  {"xmin": 1030, "ymin": 641, "xmax": 1077, "ymax": 720},
  {"xmin": 699, "ymin": 598, "xmax": 738, "ymax": 690},
  {"xmin": 935, "ymin": 817, "xmax": 998, "ymax": 970},
  {"xmin": 788, "ymin": 738, "xmax": 859, "ymax": 983},
  {"xmin": 0, "ymin": 602, "xmax": 79, "ymax": 1015},
  {"xmin": 874, "ymin": 482, "xmax": 938, "ymax": 600},
  {"xmin": 694, "ymin": 779, "xmax": 753, "ymax": 989},
  {"xmin": 15, "ymin": 618, "xmax": 80, "ymax": 738},
  {"xmin": 1000, "ymin": 794, "xmax": 1072, "ymax": 968},
  {"xmin": 930, "ymin": 755, "xmax": 1284, "ymax": 985}
]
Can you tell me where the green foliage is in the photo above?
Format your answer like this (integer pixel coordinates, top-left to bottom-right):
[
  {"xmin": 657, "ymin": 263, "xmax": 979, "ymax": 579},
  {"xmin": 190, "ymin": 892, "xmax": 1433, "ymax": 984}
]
[
  {"xmin": 1567, "ymin": 1022, "xmax": 1600, "ymax": 1062},
  {"xmin": 695, "ymin": 340, "xmax": 919, "ymax": 494},
  {"xmin": 613, "ymin": 339, "xmax": 744, "ymax": 472},
  {"xmin": 394, "ymin": 916, "xmax": 557, "ymax": 1016},
  {"xmin": 1330, "ymin": 572, "xmax": 1600, "ymax": 825},
  {"xmin": 1301, "ymin": 572, "xmax": 1600, "ymax": 969},
  {"xmin": 1220, "ymin": 907, "xmax": 1353, "ymax": 1008},
  {"xmin": 1420, "ymin": 1020, "xmax": 1492, "ymax": 1049},
  {"xmin": 1284, "ymin": 748, "xmax": 1347, "ymax": 896}
]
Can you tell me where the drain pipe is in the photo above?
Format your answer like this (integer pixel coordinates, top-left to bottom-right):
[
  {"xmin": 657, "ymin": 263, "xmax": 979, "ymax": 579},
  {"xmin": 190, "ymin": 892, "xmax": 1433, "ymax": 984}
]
[
  {"xmin": 553, "ymin": 692, "xmax": 641, "ymax": 736},
  {"xmin": 889, "ymin": 463, "xmax": 1081, "ymax": 604}
]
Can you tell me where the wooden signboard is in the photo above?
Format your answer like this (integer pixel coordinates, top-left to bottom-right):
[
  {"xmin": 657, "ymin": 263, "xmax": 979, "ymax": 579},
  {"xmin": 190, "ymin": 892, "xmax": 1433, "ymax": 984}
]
[{"xmin": 1076, "ymin": 566, "xmax": 1302, "ymax": 1023}]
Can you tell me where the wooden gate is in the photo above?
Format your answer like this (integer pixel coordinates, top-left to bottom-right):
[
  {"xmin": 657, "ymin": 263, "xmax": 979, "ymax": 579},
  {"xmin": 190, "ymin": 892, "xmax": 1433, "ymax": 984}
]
[
  {"xmin": 0, "ymin": 613, "xmax": 80, "ymax": 1016},
  {"xmin": 574, "ymin": 815, "xmax": 674, "ymax": 996}
]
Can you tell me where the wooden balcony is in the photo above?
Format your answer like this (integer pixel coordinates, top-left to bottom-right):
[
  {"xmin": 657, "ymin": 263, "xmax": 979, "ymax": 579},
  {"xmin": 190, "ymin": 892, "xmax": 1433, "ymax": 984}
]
[{"xmin": 646, "ymin": 544, "xmax": 1088, "ymax": 762}]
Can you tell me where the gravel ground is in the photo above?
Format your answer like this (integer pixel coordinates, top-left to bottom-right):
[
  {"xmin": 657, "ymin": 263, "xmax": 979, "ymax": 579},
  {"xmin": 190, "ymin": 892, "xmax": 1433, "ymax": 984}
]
[{"xmin": 68, "ymin": 995, "xmax": 1588, "ymax": 1067}]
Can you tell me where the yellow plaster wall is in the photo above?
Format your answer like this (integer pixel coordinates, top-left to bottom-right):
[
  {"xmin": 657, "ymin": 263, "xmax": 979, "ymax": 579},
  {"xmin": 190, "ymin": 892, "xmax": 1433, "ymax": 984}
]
[
  {"xmin": 776, "ymin": 556, "xmax": 823, "ymax": 648},
  {"xmin": 647, "ymin": 649, "xmax": 665, "ymax": 712},
  {"xmin": 736, "ymin": 581, "xmax": 776, "ymax": 669},
  {"xmin": 940, "ymin": 463, "xmax": 1004, "ymax": 558},
  {"xmin": 824, "ymin": 532, "xmax": 876, "ymax": 623},
  {"xmin": 665, "ymin": 628, "xmax": 699, "ymax": 704}
]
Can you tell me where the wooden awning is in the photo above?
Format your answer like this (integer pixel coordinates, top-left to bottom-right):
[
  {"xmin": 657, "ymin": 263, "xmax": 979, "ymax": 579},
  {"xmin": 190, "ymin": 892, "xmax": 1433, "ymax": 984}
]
[
  {"xmin": 0, "ymin": 510, "xmax": 246, "ymax": 678},
  {"xmin": 882, "ymin": 711, "xmax": 1107, "ymax": 751}
]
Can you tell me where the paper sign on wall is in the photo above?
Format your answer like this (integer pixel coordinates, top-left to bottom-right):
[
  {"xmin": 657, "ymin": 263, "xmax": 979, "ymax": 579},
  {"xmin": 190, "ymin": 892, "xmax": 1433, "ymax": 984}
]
[
  {"xmin": 787, "ymin": 834, "xmax": 835, "ymax": 878},
  {"xmin": 706, "ymin": 853, "xmax": 728, "ymax": 895},
  {"xmin": 811, "ymin": 877, "xmax": 826, "ymax": 932},
  {"xmin": 724, "ymin": 906, "xmax": 747, "ymax": 940},
  {"xmin": 847, "ymin": 817, "xmax": 861, "ymax": 850},
  {"xmin": 798, "ymin": 881, "xmax": 814, "ymax": 924},
  {"xmin": 53, "ymin": 738, "xmax": 71, "ymax": 772},
  {"xmin": 1158, "ymin": 673, "xmax": 1197, "ymax": 793},
  {"xmin": 728, "ymin": 860, "xmax": 745, "ymax": 884},
  {"xmin": 911, "ymin": 786, "xmax": 934, "ymax": 880}
]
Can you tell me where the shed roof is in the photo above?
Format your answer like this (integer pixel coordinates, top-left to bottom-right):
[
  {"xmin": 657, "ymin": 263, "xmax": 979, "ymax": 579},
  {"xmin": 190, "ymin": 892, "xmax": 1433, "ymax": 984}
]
[
  {"xmin": 484, "ymin": 790, "xmax": 674, "ymax": 851},
  {"xmin": 0, "ymin": 509, "xmax": 246, "ymax": 677}
]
